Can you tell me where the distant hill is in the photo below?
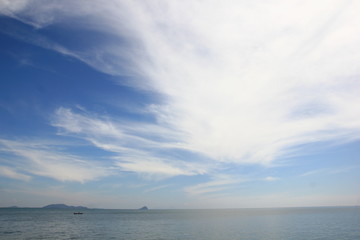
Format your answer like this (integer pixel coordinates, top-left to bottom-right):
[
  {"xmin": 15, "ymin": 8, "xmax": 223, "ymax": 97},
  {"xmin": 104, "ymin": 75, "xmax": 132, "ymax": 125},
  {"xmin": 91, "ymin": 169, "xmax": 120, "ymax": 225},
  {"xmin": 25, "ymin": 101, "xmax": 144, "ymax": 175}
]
[
  {"xmin": 42, "ymin": 204, "xmax": 88, "ymax": 209},
  {"xmin": 139, "ymin": 206, "xmax": 148, "ymax": 210}
]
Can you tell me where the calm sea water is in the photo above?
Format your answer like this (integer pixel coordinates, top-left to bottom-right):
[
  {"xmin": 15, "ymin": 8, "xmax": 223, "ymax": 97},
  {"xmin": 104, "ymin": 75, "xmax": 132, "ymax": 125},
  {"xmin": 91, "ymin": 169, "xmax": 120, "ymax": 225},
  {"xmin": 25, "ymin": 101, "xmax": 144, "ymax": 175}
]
[{"xmin": 0, "ymin": 207, "xmax": 359, "ymax": 240}]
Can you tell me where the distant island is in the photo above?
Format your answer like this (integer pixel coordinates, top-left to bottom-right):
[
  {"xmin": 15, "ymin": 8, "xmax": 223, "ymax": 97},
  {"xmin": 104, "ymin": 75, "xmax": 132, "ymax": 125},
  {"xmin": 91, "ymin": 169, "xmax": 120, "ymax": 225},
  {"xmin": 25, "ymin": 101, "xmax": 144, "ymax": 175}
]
[
  {"xmin": 42, "ymin": 204, "xmax": 88, "ymax": 209},
  {"xmin": 1, "ymin": 204, "xmax": 148, "ymax": 210}
]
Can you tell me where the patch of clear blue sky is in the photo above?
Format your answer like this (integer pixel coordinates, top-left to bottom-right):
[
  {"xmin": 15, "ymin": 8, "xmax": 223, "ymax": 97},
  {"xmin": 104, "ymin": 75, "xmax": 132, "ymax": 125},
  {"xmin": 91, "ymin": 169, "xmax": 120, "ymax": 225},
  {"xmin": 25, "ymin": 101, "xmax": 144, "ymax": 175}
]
[{"xmin": 0, "ymin": 17, "xmax": 157, "ymax": 137}]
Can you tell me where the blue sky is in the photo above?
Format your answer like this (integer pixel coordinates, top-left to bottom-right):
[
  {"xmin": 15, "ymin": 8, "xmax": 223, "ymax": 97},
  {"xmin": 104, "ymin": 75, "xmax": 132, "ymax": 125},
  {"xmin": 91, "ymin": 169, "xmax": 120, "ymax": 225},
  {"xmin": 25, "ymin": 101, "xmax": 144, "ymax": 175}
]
[{"xmin": 0, "ymin": 0, "xmax": 360, "ymax": 209}]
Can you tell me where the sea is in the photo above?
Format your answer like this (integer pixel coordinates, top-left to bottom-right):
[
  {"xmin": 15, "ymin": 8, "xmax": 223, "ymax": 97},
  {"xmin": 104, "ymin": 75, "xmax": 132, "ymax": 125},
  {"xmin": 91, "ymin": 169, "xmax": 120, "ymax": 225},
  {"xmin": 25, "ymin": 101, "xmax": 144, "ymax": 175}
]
[{"xmin": 0, "ymin": 207, "xmax": 359, "ymax": 240}]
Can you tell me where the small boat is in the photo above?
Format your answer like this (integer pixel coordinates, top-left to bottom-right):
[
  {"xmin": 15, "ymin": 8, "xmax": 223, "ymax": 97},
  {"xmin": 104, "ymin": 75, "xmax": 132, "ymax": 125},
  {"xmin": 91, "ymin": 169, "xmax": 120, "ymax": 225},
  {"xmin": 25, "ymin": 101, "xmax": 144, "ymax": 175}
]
[{"xmin": 73, "ymin": 212, "xmax": 83, "ymax": 215}]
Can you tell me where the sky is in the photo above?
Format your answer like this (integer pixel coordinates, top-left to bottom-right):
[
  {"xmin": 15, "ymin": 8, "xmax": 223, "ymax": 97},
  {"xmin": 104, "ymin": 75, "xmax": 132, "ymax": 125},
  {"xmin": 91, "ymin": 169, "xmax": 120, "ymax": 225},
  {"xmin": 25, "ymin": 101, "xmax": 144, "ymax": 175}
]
[{"xmin": 0, "ymin": 0, "xmax": 360, "ymax": 209}]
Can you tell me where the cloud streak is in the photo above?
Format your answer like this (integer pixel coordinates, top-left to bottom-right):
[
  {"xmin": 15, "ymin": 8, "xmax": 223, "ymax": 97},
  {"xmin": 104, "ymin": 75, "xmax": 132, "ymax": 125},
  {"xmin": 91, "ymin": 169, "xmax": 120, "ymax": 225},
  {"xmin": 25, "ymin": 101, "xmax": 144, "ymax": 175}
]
[
  {"xmin": 185, "ymin": 174, "xmax": 246, "ymax": 196},
  {"xmin": 52, "ymin": 107, "xmax": 209, "ymax": 179},
  {"xmin": 0, "ymin": 139, "xmax": 110, "ymax": 182},
  {"xmin": 0, "ymin": 165, "xmax": 31, "ymax": 181},
  {"xmin": 125, "ymin": 0, "xmax": 360, "ymax": 165}
]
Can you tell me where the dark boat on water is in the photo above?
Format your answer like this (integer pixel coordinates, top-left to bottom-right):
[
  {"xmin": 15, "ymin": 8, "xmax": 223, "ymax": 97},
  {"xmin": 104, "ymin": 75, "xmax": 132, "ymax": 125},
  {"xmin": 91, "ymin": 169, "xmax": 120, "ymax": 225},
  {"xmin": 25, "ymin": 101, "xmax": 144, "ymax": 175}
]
[{"xmin": 73, "ymin": 212, "xmax": 83, "ymax": 215}]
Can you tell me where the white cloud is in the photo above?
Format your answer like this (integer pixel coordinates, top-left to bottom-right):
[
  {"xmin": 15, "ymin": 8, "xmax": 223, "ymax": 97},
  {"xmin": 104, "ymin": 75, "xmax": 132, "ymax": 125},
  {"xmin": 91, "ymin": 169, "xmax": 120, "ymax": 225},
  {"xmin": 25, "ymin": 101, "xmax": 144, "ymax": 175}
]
[
  {"xmin": 130, "ymin": 0, "xmax": 360, "ymax": 165},
  {"xmin": 52, "ymin": 107, "xmax": 210, "ymax": 179},
  {"xmin": 301, "ymin": 169, "xmax": 326, "ymax": 177},
  {"xmin": 184, "ymin": 175, "xmax": 246, "ymax": 196},
  {"xmin": 300, "ymin": 166, "xmax": 359, "ymax": 177},
  {"xmin": 0, "ymin": 139, "xmax": 110, "ymax": 183},
  {"xmin": 53, "ymin": 107, "xmax": 123, "ymax": 138},
  {"xmin": 116, "ymin": 158, "xmax": 194, "ymax": 179},
  {"xmin": 264, "ymin": 176, "xmax": 279, "ymax": 182},
  {"xmin": 0, "ymin": 165, "xmax": 31, "ymax": 181},
  {"xmin": 144, "ymin": 184, "xmax": 171, "ymax": 193},
  {"xmin": 3, "ymin": 0, "xmax": 360, "ymax": 190}
]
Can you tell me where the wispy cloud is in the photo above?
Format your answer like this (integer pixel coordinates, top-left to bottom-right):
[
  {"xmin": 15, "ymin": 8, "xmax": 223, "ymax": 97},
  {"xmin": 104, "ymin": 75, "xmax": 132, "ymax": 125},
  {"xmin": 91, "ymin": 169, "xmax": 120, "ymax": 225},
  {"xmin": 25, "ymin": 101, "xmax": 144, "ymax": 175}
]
[
  {"xmin": 264, "ymin": 176, "xmax": 279, "ymax": 182},
  {"xmin": 125, "ymin": 0, "xmax": 360, "ymax": 166},
  {"xmin": 301, "ymin": 169, "xmax": 326, "ymax": 177},
  {"xmin": 52, "ymin": 107, "xmax": 209, "ymax": 179},
  {"xmin": 184, "ymin": 175, "xmax": 246, "ymax": 196},
  {"xmin": 0, "ymin": 165, "xmax": 31, "ymax": 181},
  {"xmin": 300, "ymin": 165, "xmax": 359, "ymax": 177},
  {"xmin": 144, "ymin": 184, "xmax": 171, "ymax": 193},
  {"xmin": 0, "ymin": 139, "xmax": 110, "ymax": 182}
]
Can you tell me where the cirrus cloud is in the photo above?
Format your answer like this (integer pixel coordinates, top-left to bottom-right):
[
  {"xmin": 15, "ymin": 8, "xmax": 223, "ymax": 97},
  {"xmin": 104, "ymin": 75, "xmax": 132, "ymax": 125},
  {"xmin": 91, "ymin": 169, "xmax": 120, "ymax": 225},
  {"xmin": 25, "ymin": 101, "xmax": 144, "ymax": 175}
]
[
  {"xmin": 0, "ymin": 139, "xmax": 111, "ymax": 183},
  {"xmin": 1, "ymin": 0, "xmax": 360, "ymax": 195}
]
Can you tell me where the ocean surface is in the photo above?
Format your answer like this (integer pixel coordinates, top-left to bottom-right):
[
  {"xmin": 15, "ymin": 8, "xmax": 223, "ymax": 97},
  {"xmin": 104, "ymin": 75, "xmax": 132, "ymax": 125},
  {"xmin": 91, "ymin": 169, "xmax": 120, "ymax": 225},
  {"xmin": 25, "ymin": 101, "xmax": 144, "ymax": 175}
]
[{"xmin": 0, "ymin": 207, "xmax": 359, "ymax": 240}]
